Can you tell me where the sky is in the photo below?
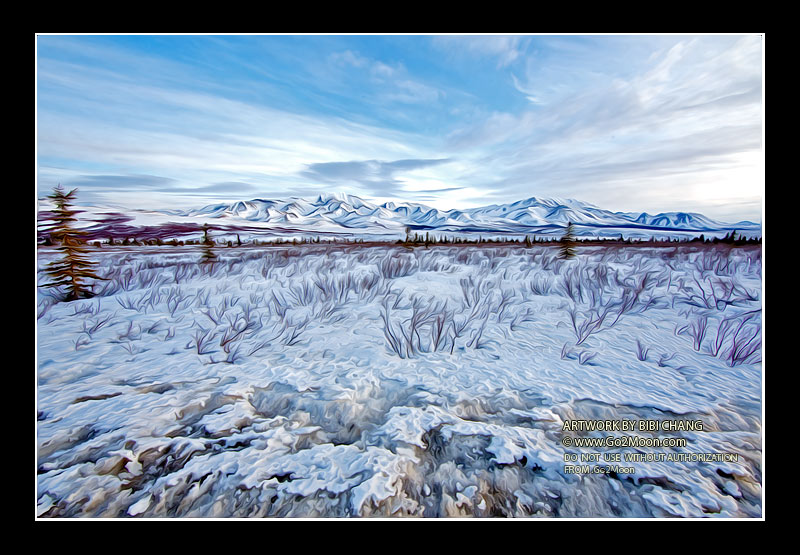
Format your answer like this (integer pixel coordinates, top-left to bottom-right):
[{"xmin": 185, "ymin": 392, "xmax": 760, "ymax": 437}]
[{"xmin": 36, "ymin": 34, "xmax": 764, "ymax": 223}]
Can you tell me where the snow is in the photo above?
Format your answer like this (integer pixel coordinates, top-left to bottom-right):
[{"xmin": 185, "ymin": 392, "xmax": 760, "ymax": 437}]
[
  {"xmin": 42, "ymin": 194, "xmax": 761, "ymax": 246},
  {"xmin": 36, "ymin": 243, "xmax": 762, "ymax": 518}
]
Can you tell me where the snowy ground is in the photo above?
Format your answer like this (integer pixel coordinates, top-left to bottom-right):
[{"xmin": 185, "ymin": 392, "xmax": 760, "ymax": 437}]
[{"xmin": 36, "ymin": 243, "xmax": 762, "ymax": 518}]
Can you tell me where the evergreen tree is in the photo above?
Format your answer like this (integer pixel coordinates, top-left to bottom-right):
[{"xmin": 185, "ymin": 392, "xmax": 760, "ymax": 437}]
[
  {"xmin": 39, "ymin": 186, "xmax": 104, "ymax": 301},
  {"xmin": 200, "ymin": 224, "xmax": 217, "ymax": 265},
  {"xmin": 559, "ymin": 222, "xmax": 577, "ymax": 260}
]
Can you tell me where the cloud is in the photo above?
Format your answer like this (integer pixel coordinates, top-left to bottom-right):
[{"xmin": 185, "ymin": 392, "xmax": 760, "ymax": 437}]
[
  {"xmin": 301, "ymin": 161, "xmax": 374, "ymax": 182},
  {"xmin": 386, "ymin": 80, "xmax": 444, "ymax": 104},
  {"xmin": 36, "ymin": 56, "xmax": 430, "ymax": 203},
  {"xmin": 66, "ymin": 174, "xmax": 177, "ymax": 190},
  {"xmin": 371, "ymin": 61, "xmax": 400, "ymax": 79},
  {"xmin": 414, "ymin": 186, "xmax": 466, "ymax": 194},
  {"xmin": 187, "ymin": 182, "xmax": 259, "ymax": 196},
  {"xmin": 510, "ymin": 74, "xmax": 544, "ymax": 104},
  {"xmin": 327, "ymin": 49, "xmax": 444, "ymax": 106},
  {"xmin": 300, "ymin": 158, "xmax": 452, "ymax": 196},
  {"xmin": 328, "ymin": 50, "xmax": 370, "ymax": 69},
  {"xmin": 433, "ymin": 35, "xmax": 527, "ymax": 68},
  {"xmin": 36, "ymin": 172, "xmax": 178, "ymax": 206},
  {"xmin": 38, "ymin": 38, "xmax": 452, "ymax": 206},
  {"xmin": 329, "ymin": 49, "xmax": 403, "ymax": 79},
  {"xmin": 382, "ymin": 158, "xmax": 452, "ymax": 172},
  {"xmin": 441, "ymin": 36, "xmax": 762, "ymax": 216},
  {"xmin": 200, "ymin": 181, "xmax": 257, "ymax": 191}
]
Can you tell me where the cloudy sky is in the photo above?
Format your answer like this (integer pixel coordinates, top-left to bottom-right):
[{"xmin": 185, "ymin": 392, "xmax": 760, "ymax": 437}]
[{"xmin": 36, "ymin": 34, "xmax": 763, "ymax": 223}]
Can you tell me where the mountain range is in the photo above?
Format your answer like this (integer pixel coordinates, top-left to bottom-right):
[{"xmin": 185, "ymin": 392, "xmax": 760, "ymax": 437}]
[{"xmin": 52, "ymin": 193, "xmax": 762, "ymax": 243}]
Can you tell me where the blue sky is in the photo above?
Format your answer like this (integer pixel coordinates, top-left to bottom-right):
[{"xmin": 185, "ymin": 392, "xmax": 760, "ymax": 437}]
[{"xmin": 36, "ymin": 34, "xmax": 763, "ymax": 223}]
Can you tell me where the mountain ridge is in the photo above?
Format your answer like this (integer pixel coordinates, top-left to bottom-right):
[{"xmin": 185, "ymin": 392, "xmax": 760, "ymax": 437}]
[
  {"xmin": 40, "ymin": 193, "xmax": 761, "ymax": 243},
  {"xmin": 178, "ymin": 193, "xmax": 759, "ymax": 233}
]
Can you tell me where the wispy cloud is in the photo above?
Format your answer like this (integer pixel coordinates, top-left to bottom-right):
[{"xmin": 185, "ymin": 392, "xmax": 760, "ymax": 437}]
[
  {"xmin": 433, "ymin": 35, "xmax": 528, "ymax": 68},
  {"xmin": 327, "ymin": 48, "xmax": 446, "ymax": 107},
  {"xmin": 37, "ymin": 47, "xmax": 434, "ymax": 205},
  {"xmin": 439, "ymin": 35, "xmax": 763, "ymax": 219},
  {"xmin": 300, "ymin": 158, "xmax": 452, "ymax": 197},
  {"xmin": 65, "ymin": 174, "xmax": 177, "ymax": 190}
]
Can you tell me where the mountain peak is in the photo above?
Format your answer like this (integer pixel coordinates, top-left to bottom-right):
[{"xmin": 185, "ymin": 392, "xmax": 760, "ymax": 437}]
[
  {"xmin": 151, "ymin": 192, "xmax": 760, "ymax": 241},
  {"xmin": 316, "ymin": 192, "xmax": 372, "ymax": 207}
]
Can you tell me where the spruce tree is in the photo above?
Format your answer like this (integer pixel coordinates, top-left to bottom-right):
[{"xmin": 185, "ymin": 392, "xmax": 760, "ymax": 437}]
[
  {"xmin": 39, "ymin": 186, "xmax": 104, "ymax": 301},
  {"xmin": 200, "ymin": 224, "xmax": 218, "ymax": 265},
  {"xmin": 559, "ymin": 222, "xmax": 577, "ymax": 260}
]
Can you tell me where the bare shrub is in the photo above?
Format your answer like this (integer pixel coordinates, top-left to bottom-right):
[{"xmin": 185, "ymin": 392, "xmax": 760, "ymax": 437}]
[
  {"xmin": 724, "ymin": 311, "xmax": 762, "ymax": 366},
  {"xmin": 527, "ymin": 273, "xmax": 552, "ymax": 296},
  {"xmin": 187, "ymin": 326, "xmax": 217, "ymax": 355},
  {"xmin": 687, "ymin": 315, "xmax": 708, "ymax": 352},
  {"xmin": 380, "ymin": 292, "xmax": 458, "ymax": 357},
  {"xmin": 635, "ymin": 340, "xmax": 649, "ymax": 361},
  {"xmin": 378, "ymin": 252, "xmax": 418, "ymax": 279}
]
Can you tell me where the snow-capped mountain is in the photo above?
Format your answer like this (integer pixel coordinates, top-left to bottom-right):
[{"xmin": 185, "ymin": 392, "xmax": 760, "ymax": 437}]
[
  {"xmin": 60, "ymin": 193, "xmax": 761, "ymax": 242},
  {"xmin": 173, "ymin": 193, "xmax": 759, "ymax": 236}
]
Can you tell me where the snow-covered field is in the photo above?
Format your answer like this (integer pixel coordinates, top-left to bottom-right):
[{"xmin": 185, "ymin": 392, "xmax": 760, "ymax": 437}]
[{"xmin": 36, "ymin": 243, "xmax": 763, "ymax": 518}]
